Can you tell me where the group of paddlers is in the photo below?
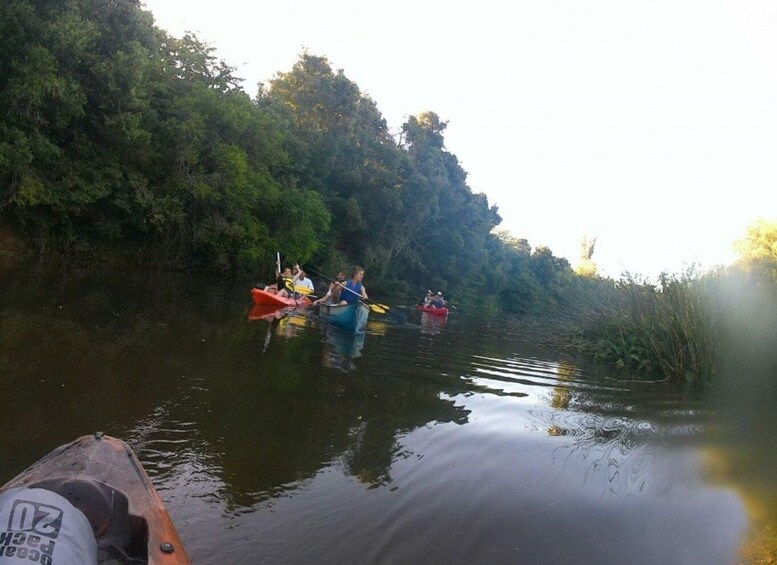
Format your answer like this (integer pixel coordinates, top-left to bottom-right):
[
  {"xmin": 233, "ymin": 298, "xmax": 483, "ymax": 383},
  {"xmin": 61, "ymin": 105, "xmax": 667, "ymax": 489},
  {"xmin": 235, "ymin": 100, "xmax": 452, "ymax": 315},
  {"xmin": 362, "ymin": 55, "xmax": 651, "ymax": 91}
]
[
  {"xmin": 262, "ymin": 261, "xmax": 447, "ymax": 310},
  {"xmin": 313, "ymin": 266, "xmax": 368, "ymax": 306},
  {"xmin": 263, "ymin": 263, "xmax": 313, "ymax": 298},
  {"xmin": 422, "ymin": 290, "xmax": 446, "ymax": 308},
  {"xmin": 264, "ymin": 263, "xmax": 368, "ymax": 306}
]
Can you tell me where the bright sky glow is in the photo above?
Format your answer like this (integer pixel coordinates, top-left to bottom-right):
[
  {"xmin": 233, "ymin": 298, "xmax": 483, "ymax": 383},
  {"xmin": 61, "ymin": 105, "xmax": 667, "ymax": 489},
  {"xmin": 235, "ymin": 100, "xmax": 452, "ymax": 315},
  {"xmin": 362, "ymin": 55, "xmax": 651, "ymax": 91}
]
[{"xmin": 142, "ymin": 0, "xmax": 777, "ymax": 279}]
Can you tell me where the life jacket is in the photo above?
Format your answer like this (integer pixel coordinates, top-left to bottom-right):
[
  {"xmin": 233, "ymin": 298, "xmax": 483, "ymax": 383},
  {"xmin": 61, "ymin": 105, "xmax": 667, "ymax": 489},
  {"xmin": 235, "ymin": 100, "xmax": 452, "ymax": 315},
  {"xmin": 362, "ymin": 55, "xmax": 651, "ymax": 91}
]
[{"xmin": 277, "ymin": 275, "xmax": 295, "ymax": 293}]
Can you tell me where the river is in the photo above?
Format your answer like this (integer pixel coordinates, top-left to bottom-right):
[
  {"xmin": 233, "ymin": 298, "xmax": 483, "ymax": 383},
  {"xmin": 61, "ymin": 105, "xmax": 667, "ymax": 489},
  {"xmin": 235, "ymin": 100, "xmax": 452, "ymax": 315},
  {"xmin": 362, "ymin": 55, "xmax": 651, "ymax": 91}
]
[{"xmin": 1, "ymin": 259, "xmax": 774, "ymax": 564}]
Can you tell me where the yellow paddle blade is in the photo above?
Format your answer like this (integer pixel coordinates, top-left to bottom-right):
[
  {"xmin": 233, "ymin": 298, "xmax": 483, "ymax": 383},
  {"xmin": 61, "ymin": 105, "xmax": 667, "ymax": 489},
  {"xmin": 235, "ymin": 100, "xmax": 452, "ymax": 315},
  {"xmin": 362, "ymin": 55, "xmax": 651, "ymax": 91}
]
[
  {"xmin": 373, "ymin": 303, "xmax": 390, "ymax": 310},
  {"xmin": 369, "ymin": 304, "xmax": 386, "ymax": 314},
  {"xmin": 294, "ymin": 285, "xmax": 313, "ymax": 295}
]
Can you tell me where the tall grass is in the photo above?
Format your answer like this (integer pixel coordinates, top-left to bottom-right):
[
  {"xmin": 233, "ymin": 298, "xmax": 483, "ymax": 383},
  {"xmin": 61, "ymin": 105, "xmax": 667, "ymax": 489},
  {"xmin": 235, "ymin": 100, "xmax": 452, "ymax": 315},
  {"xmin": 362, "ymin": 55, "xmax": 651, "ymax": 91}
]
[{"xmin": 567, "ymin": 268, "xmax": 742, "ymax": 383}]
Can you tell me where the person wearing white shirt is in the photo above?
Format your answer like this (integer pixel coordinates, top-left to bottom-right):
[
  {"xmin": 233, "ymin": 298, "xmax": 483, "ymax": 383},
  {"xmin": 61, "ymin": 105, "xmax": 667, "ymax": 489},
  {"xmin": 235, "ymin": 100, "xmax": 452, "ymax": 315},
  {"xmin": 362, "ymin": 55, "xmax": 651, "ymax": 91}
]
[{"xmin": 295, "ymin": 270, "xmax": 315, "ymax": 294}]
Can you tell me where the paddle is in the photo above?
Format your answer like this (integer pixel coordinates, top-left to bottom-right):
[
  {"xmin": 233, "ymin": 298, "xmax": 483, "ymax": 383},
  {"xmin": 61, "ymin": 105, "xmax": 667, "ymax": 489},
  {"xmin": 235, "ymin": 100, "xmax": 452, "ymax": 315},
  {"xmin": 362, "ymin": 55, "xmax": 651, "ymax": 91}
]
[
  {"xmin": 294, "ymin": 285, "xmax": 315, "ymax": 295},
  {"xmin": 306, "ymin": 267, "xmax": 405, "ymax": 323},
  {"xmin": 370, "ymin": 300, "xmax": 392, "ymax": 312}
]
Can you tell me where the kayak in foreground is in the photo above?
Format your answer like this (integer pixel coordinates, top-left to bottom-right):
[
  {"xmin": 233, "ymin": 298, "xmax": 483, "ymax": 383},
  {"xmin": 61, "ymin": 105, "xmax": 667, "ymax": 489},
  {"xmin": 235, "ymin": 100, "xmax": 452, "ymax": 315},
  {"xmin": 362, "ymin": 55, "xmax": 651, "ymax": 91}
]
[
  {"xmin": 0, "ymin": 433, "xmax": 189, "ymax": 564},
  {"xmin": 416, "ymin": 305, "xmax": 449, "ymax": 315},
  {"xmin": 251, "ymin": 287, "xmax": 311, "ymax": 308},
  {"xmin": 319, "ymin": 302, "xmax": 370, "ymax": 333}
]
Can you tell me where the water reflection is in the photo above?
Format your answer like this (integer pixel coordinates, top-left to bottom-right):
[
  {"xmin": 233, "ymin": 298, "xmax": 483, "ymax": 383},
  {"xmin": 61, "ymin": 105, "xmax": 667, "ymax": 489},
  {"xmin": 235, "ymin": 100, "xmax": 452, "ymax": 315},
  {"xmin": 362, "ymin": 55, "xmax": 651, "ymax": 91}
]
[
  {"xmin": 419, "ymin": 311, "xmax": 447, "ymax": 335},
  {"xmin": 247, "ymin": 304, "xmax": 289, "ymax": 321},
  {"xmin": 0, "ymin": 260, "xmax": 757, "ymax": 564},
  {"xmin": 248, "ymin": 305, "xmax": 314, "ymax": 355},
  {"xmin": 322, "ymin": 327, "xmax": 365, "ymax": 372},
  {"xmin": 273, "ymin": 312, "xmax": 308, "ymax": 339},
  {"xmin": 365, "ymin": 319, "xmax": 388, "ymax": 336}
]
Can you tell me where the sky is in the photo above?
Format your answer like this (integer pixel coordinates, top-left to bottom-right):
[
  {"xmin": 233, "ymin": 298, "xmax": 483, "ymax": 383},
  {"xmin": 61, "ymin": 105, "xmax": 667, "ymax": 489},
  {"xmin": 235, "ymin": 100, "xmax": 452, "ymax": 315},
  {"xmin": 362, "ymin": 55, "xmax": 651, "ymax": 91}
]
[{"xmin": 141, "ymin": 0, "xmax": 777, "ymax": 279}]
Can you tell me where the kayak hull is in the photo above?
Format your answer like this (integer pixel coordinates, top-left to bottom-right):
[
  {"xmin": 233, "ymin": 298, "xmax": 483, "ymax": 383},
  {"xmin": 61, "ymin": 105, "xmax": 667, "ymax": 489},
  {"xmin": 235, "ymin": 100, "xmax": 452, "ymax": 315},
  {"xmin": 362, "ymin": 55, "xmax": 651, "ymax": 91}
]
[
  {"xmin": 416, "ymin": 305, "xmax": 448, "ymax": 315},
  {"xmin": 320, "ymin": 302, "xmax": 370, "ymax": 333},
  {"xmin": 0, "ymin": 434, "xmax": 190, "ymax": 564},
  {"xmin": 252, "ymin": 287, "xmax": 311, "ymax": 308}
]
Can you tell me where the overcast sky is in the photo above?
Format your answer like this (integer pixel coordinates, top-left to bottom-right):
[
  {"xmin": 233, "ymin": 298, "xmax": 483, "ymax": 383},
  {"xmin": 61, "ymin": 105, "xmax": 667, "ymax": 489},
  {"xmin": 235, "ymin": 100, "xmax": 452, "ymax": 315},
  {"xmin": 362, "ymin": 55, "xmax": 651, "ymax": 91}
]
[{"xmin": 142, "ymin": 0, "xmax": 777, "ymax": 279}]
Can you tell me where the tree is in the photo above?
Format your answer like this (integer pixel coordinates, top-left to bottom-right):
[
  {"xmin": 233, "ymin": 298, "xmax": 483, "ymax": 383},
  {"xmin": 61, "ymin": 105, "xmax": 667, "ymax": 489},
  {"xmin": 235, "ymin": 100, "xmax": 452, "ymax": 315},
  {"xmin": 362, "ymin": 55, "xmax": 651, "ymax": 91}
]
[
  {"xmin": 494, "ymin": 228, "xmax": 531, "ymax": 256},
  {"xmin": 390, "ymin": 112, "xmax": 501, "ymax": 294},
  {"xmin": 0, "ymin": 0, "xmax": 329, "ymax": 271},
  {"xmin": 263, "ymin": 52, "xmax": 400, "ymax": 269},
  {"xmin": 1, "ymin": 6, "xmax": 578, "ymax": 306},
  {"xmin": 734, "ymin": 218, "xmax": 777, "ymax": 281}
]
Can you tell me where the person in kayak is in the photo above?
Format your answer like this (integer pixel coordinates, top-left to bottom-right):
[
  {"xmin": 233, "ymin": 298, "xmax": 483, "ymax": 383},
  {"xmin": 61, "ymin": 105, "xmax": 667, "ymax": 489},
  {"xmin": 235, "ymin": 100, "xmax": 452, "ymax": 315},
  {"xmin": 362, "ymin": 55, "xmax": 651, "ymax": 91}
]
[
  {"xmin": 265, "ymin": 266, "xmax": 296, "ymax": 297},
  {"xmin": 295, "ymin": 269, "xmax": 315, "ymax": 296},
  {"xmin": 0, "ymin": 486, "xmax": 98, "ymax": 564},
  {"xmin": 339, "ymin": 266, "xmax": 368, "ymax": 305},
  {"xmin": 422, "ymin": 290, "xmax": 433, "ymax": 306},
  {"xmin": 430, "ymin": 291, "xmax": 446, "ymax": 308},
  {"xmin": 313, "ymin": 272, "xmax": 346, "ymax": 305}
]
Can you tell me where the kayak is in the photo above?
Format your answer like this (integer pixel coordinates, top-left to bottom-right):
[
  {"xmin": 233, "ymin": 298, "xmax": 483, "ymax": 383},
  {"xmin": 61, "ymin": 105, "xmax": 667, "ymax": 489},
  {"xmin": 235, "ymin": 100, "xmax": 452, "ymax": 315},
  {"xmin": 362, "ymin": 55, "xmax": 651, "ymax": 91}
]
[
  {"xmin": 416, "ymin": 305, "xmax": 448, "ymax": 315},
  {"xmin": 251, "ymin": 287, "xmax": 311, "ymax": 308},
  {"xmin": 0, "ymin": 433, "xmax": 190, "ymax": 564},
  {"xmin": 320, "ymin": 302, "xmax": 370, "ymax": 333}
]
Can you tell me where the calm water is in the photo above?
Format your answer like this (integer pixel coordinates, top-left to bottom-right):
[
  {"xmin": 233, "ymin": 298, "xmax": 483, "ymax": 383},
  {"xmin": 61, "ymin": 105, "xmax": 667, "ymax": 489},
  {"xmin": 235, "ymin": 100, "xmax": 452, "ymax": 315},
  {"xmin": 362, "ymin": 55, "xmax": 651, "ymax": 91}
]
[{"xmin": 1, "ymin": 259, "xmax": 773, "ymax": 564}]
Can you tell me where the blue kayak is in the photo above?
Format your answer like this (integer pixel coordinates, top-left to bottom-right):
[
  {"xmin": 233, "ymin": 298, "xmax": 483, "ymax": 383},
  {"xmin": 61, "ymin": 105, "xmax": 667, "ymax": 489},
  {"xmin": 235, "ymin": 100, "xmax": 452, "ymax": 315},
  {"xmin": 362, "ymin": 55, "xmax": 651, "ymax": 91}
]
[{"xmin": 320, "ymin": 302, "xmax": 370, "ymax": 333}]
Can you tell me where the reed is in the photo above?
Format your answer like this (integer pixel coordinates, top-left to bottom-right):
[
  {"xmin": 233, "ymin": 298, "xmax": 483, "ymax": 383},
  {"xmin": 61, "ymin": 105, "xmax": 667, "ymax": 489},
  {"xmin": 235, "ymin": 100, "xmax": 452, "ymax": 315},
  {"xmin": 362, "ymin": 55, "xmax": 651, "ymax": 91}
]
[{"xmin": 568, "ymin": 268, "xmax": 732, "ymax": 382}]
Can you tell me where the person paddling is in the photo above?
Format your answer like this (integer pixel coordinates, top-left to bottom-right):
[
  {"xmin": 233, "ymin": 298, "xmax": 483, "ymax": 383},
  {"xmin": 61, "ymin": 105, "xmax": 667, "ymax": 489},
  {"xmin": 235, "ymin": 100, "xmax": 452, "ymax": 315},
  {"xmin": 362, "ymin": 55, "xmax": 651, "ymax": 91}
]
[
  {"xmin": 338, "ymin": 266, "xmax": 368, "ymax": 305},
  {"xmin": 264, "ymin": 265, "xmax": 295, "ymax": 297},
  {"xmin": 294, "ymin": 268, "xmax": 315, "ymax": 297},
  {"xmin": 313, "ymin": 272, "xmax": 346, "ymax": 305}
]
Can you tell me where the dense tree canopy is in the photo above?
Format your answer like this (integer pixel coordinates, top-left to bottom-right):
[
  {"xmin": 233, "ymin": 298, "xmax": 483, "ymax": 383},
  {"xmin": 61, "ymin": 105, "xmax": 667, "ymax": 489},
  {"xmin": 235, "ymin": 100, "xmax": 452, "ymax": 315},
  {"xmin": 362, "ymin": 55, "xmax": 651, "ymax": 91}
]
[{"xmin": 0, "ymin": 0, "xmax": 575, "ymax": 309}]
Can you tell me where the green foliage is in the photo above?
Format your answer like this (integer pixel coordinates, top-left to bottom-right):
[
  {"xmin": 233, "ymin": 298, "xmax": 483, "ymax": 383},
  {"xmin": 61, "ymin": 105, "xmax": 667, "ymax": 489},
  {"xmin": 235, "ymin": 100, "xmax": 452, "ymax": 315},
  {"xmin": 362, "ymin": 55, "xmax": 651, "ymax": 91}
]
[
  {"xmin": 564, "ymin": 220, "xmax": 777, "ymax": 382},
  {"xmin": 0, "ymin": 0, "xmax": 333, "ymax": 271},
  {"xmin": 263, "ymin": 55, "xmax": 517, "ymax": 301},
  {"xmin": 0, "ymin": 1, "xmax": 574, "ymax": 309},
  {"xmin": 565, "ymin": 269, "xmax": 732, "ymax": 382}
]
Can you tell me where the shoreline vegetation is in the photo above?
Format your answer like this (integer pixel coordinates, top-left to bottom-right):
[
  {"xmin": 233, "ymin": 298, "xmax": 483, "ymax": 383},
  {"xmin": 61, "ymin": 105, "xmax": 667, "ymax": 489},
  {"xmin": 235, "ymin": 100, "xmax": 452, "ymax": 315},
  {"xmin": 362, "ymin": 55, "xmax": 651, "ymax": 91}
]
[{"xmin": 2, "ymin": 0, "xmax": 776, "ymax": 386}]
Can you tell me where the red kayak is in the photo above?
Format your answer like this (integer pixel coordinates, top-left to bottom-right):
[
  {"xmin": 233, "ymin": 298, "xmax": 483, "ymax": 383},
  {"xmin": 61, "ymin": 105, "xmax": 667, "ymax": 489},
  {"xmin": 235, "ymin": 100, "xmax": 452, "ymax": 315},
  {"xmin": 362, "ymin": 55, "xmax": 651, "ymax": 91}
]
[
  {"xmin": 251, "ymin": 287, "xmax": 311, "ymax": 308},
  {"xmin": 416, "ymin": 305, "xmax": 448, "ymax": 315}
]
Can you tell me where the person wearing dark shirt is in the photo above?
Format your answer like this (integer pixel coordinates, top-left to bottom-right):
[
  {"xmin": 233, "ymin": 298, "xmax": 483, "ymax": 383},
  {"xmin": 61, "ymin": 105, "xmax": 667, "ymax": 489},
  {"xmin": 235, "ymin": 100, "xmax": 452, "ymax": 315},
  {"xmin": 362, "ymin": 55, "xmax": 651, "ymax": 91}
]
[{"xmin": 339, "ymin": 266, "xmax": 368, "ymax": 305}]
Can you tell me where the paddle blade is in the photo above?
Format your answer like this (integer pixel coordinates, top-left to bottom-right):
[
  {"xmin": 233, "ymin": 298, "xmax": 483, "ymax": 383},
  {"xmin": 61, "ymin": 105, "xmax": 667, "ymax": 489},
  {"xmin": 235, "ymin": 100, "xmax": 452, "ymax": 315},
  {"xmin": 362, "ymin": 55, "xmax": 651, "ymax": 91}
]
[
  {"xmin": 368, "ymin": 304, "xmax": 386, "ymax": 314},
  {"xmin": 294, "ymin": 285, "xmax": 313, "ymax": 295}
]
